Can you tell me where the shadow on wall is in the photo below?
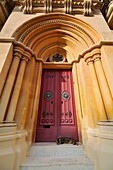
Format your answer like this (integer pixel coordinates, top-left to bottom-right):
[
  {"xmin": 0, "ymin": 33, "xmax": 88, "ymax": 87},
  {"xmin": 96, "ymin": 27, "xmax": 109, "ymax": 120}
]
[{"xmin": 0, "ymin": 0, "xmax": 14, "ymax": 31}]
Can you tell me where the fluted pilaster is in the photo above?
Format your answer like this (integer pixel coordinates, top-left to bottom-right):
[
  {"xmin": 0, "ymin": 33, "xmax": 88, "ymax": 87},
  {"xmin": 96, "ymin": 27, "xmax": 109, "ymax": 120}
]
[
  {"xmin": 14, "ymin": 50, "xmax": 33, "ymax": 130},
  {"xmin": 32, "ymin": 61, "xmax": 43, "ymax": 142},
  {"xmin": 85, "ymin": 55, "xmax": 107, "ymax": 121},
  {"xmin": 0, "ymin": 45, "xmax": 24, "ymax": 121},
  {"xmin": 6, "ymin": 49, "xmax": 31, "ymax": 121},
  {"xmin": 72, "ymin": 62, "xmax": 85, "ymax": 142},
  {"xmin": 93, "ymin": 53, "xmax": 113, "ymax": 119}
]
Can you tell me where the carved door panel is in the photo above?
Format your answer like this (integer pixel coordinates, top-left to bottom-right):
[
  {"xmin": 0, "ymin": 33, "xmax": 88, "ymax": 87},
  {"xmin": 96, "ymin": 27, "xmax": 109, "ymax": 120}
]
[
  {"xmin": 57, "ymin": 71, "xmax": 78, "ymax": 140},
  {"xmin": 36, "ymin": 70, "xmax": 78, "ymax": 142}
]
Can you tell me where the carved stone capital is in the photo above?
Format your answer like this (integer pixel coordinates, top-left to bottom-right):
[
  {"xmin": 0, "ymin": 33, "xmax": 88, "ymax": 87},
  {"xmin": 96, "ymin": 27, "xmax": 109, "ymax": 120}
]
[
  {"xmin": 84, "ymin": 48, "xmax": 101, "ymax": 64},
  {"xmin": 13, "ymin": 42, "xmax": 35, "ymax": 62},
  {"xmin": 93, "ymin": 53, "xmax": 101, "ymax": 62},
  {"xmin": 13, "ymin": 45, "xmax": 25, "ymax": 59},
  {"xmin": 85, "ymin": 57, "xmax": 94, "ymax": 65},
  {"xmin": 22, "ymin": 49, "xmax": 32, "ymax": 62}
]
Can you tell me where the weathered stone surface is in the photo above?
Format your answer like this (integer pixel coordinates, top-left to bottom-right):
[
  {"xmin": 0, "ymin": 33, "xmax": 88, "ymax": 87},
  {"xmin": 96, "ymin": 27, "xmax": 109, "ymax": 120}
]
[{"xmin": 21, "ymin": 143, "xmax": 94, "ymax": 170}]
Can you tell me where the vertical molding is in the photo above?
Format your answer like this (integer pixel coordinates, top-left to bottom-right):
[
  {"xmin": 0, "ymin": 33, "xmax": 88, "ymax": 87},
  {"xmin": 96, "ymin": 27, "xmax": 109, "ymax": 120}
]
[
  {"xmin": 6, "ymin": 58, "xmax": 27, "ymax": 121},
  {"xmin": 32, "ymin": 61, "xmax": 43, "ymax": 142},
  {"xmin": 25, "ymin": 57, "xmax": 37, "ymax": 145},
  {"xmin": 44, "ymin": 0, "xmax": 47, "ymax": 13},
  {"xmin": 14, "ymin": 51, "xmax": 33, "ymax": 130},
  {"xmin": 50, "ymin": 0, "xmax": 52, "ymax": 12},
  {"xmin": 78, "ymin": 60, "xmax": 86, "ymax": 118},
  {"xmin": 46, "ymin": 0, "xmax": 50, "ymax": 13},
  {"xmin": 72, "ymin": 63, "xmax": 82, "ymax": 142},
  {"xmin": 0, "ymin": 45, "xmax": 23, "ymax": 121},
  {"xmin": 80, "ymin": 59, "xmax": 96, "ymax": 128},
  {"xmin": 101, "ymin": 46, "xmax": 113, "ymax": 98},
  {"xmin": 69, "ymin": 0, "xmax": 72, "ymax": 14},
  {"xmin": 64, "ymin": 0, "xmax": 67, "ymax": 13},
  {"xmin": 94, "ymin": 54, "xmax": 113, "ymax": 119},
  {"xmin": 0, "ymin": 43, "xmax": 13, "ymax": 97},
  {"xmin": 85, "ymin": 57, "xmax": 107, "ymax": 121}
]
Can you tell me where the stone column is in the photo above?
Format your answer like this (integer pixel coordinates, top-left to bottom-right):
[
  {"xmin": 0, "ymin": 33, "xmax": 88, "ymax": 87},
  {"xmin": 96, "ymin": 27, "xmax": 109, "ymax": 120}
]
[
  {"xmin": 72, "ymin": 62, "xmax": 82, "ymax": 142},
  {"xmin": 74, "ymin": 61, "xmax": 96, "ymax": 128},
  {"xmin": 32, "ymin": 61, "xmax": 43, "ymax": 142},
  {"xmin": 6, "ymin": 52, "xmax": 28, "ymax": 121},
  {"xmin": 14, "ymin": 50, "xmax": 32, "ymax": 130},
  {"xmin": 85, "ymin": 57, "xmax": 107, "ymax": 122},
  {"xmin": 0, "ymin": 45, "xmax": 24, "ymax": 121},
  {"xmin": 94, "ymin": 54, "xmax": 113, "ymax": 119},
  {"xmin": 24, "ymin": 57, "xmax": 36, "ymax": 145}
]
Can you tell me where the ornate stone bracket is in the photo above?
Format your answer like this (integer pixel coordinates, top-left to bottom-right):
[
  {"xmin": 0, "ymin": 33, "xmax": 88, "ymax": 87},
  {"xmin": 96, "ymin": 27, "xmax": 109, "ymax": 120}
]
[{"xmin": 19, "ymin": 0, "xmax": 101, "ymax": 16}]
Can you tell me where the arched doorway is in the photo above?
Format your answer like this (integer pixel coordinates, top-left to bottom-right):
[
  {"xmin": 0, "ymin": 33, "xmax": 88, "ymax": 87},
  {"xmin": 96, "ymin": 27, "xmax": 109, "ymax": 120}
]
[{"xmin": 10, "ymin": 13, "xmax": 102, "ymax": 144}]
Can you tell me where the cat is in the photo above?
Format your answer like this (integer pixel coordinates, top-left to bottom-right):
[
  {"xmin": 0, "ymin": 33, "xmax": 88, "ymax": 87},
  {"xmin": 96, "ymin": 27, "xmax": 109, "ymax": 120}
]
[{"xmin": 56, "ymin": 137, "xmax": 77, "ymax": 145}]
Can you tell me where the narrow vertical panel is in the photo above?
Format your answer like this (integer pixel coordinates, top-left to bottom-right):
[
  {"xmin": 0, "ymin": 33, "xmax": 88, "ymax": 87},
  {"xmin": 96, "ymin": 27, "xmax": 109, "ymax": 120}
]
[
  {"xmin": 57, "ymin": 70, "xmax": 78, "ymax": 141},
  {"xmin": 60, "ymin": 71, "xmax": 66, "ymax": 124},
  {"xmin": 39, "ymin": 70, "xmax": 55, "ymax": 126},
  {"xmin": 60, "ymin": 70, "xmax": 75, "ymax": 125}
]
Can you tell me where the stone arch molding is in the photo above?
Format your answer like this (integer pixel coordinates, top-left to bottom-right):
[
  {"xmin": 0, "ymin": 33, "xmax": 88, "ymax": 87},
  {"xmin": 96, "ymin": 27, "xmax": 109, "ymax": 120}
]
[{"xmin": 12, "ymin": 13, "xmax": 102, "ymax": 62}]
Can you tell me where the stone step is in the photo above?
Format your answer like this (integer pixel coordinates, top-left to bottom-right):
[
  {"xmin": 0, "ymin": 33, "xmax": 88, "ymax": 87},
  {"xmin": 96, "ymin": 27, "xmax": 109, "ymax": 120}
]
[
  {"xmin": 29, "ymin": 143, "xmax": 84, "ymax": 157},
  {"xmin": 21, "ymin": 143, "xmax": 94, "ymax": 170},
  {"xmin": 21, "ymin": 156, "xmax": 94, "ymax": 170}
]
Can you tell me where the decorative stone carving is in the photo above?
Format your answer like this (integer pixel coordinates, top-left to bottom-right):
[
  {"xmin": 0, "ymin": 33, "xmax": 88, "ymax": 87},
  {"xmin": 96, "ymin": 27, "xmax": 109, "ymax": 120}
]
[
  {"xmin": 84, "ymin": 0, "xmax": 93, "ymax": 16},
  {"xmin": 19, "ymin": 0, "xmax": 101, "ymax": 16},
  {"xmin": 106, "ymin": 1, "xmax": 113, "ymax": 29},
  {"xmin": 48, "ymin": 53, "xmax": 66, "ymax": 62}
]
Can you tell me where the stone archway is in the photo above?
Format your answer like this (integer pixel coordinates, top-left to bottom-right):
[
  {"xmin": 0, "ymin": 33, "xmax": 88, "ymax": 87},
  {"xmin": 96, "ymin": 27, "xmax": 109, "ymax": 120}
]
[{"xmin": 1, "ymin": 13, "xmax": 112, "ymax": 145}]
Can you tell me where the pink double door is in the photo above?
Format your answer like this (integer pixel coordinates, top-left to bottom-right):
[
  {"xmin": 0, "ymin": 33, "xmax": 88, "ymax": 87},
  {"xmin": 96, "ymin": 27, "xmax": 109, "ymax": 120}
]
[{"xmin": 36, "ymin": 70, "xmax": 78, "ymax": 142}]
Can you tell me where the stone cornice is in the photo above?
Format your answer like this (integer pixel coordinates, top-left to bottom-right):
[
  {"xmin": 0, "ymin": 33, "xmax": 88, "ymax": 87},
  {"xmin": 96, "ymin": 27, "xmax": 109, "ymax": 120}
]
[{"xmin": 19, "ymin": 0, "xmax": 102, "ymax": 16}]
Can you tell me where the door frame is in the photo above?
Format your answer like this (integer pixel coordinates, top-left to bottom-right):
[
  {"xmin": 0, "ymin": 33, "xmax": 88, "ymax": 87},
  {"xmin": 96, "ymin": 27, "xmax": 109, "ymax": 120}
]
[{"xmin": 34, "ymin": 62, "xmax": 81, "ymax": 142}]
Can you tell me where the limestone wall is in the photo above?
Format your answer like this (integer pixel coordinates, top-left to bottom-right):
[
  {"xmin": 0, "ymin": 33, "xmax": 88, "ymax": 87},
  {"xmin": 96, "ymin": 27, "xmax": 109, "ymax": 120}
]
[
  {"xmin": 86, "ymin": 121, "xmax": 113, "ymax": 170},
  {"xmin": 0, "ymin": 123, "xmax": 27, "ymax": 170}
]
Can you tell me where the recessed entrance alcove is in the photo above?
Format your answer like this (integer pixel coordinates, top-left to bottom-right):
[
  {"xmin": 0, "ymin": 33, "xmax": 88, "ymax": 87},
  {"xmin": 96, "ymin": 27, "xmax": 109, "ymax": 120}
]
[{"xmin": 9, "ymin": 13, "xmax": 102, "ymax": 144}]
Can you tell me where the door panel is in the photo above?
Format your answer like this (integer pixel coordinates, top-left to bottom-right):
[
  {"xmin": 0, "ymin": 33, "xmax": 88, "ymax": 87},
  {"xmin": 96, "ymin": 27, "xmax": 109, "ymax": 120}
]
[
  {"xmin": 59, "ymin": 71, "xmax": 75, "ymax": 125},
  {"xmin": 36, "ymin": 70, "xmax": 78, "ymax": 142}
]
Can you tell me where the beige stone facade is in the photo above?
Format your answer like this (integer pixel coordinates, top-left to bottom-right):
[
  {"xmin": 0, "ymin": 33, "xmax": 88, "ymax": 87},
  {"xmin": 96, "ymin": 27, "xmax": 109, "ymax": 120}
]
[{"xmin": 0, "ymin": 1, "xmax": 113, "ymax": 170}]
